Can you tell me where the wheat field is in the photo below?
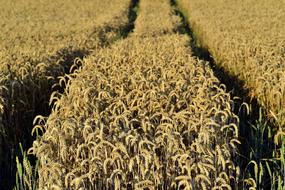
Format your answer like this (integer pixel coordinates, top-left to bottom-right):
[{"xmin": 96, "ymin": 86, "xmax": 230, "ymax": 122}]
[
  {"xmin": 0, "ymin": 0, "xmax": 132, "ymax": 188},
  {"xmin": 0, "ymin": 0, "xmax": 284, "ymax": 189},
  {"xmin": 29, "ymin": 0, "xmax": 240, "ymax": 189},
  {"xmin": 176, "ymin": 0, "xmax": 285, "ymax": 126},
  {"xmin": 176, "ymin": 0, "xmax": 285, "ymax": 188}
]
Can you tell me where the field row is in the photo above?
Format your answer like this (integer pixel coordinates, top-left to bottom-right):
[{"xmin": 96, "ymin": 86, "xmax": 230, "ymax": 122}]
[{"xmin": 30, "ymin": 0, "xmax": 241, "ymax": 189}]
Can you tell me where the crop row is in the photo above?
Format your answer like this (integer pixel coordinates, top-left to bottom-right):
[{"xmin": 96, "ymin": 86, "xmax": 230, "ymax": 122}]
[
  {"xmin": 133, "ymin": 0, "xmax": 180, "ymax": 36},
  {"xmin": 30, "ymin": 0, "xmax": 242, "ymax": 189}
]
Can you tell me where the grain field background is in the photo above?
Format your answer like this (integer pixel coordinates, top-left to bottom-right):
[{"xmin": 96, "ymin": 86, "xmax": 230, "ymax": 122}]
[{"xmin": 0, "ymin": 0, "xmax": 284, "ymax": 189}]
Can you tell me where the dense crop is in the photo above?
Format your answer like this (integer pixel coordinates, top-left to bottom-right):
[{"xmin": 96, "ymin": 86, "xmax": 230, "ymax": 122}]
[
  {"xmin": 3, "ymin": 0, "xmax": 281, "ymax": 189},
  {"xmin": 0, "ymin": 0, "xmax": 132, "ymax": 188},
  {"xmin": 0, "ymin": 0, "xmax": 129, "ymax": 65},
  {"xmin": 31, "ymin": 35, "xmax": 241, "ymax": 190},
  {"xmin": 133, "ymin": 0, "xmax": 180, "ymax": 36},
  {"xmin": 176, "ymin": 0, "xmax": 285, "ymax": 126},
  {"xmin": 30, "ymin": 0, "xmax": 241, "ymax": 189},
  {"xmin": 176, "ymin": 0, "xmax": 285, "ymax": 188}
]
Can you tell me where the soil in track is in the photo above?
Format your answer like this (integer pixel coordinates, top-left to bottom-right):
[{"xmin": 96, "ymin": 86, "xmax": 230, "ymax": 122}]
[
  {"xmin": 171, "ymin": 0, "xmax": 276, "ymax": 189},
  {"xmin": 0, "ymin": 0, "xmax": 139, "ymax": 188}
]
